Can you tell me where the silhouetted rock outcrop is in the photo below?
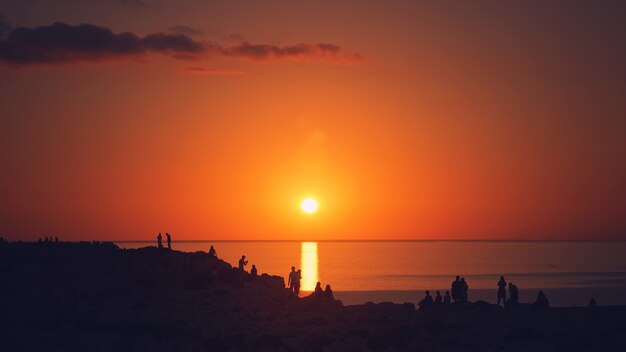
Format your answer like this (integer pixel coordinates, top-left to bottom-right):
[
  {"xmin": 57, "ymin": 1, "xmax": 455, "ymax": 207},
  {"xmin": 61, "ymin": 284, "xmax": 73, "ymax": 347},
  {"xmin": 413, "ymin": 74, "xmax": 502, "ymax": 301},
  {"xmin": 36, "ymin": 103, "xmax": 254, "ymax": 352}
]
[{"xmin": 0, "ymin": 241, "xmax": 625, "ymax": 351}]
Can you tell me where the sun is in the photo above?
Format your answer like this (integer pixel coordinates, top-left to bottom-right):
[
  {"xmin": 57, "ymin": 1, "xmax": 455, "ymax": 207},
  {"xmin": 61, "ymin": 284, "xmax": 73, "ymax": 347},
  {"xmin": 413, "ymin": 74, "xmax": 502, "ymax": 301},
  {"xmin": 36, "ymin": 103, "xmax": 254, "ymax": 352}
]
[{"xmin": 301, "ymin": 197, "xmax": 318, "ymax": 214}]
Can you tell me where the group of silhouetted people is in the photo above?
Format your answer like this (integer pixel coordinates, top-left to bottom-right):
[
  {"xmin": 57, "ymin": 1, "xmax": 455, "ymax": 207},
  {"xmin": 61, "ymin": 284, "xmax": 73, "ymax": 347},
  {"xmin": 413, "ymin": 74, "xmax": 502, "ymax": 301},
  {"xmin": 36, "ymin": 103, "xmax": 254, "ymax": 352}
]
[
  {"xmin": 38, "ymin": 236, "xmax": 59, "ymax": 243},
  {"xmin": 312, "ymin": 281, "xmax": 335, "ymax": 300},
  {"xmin": 497, "ymin": 276, "xmax": 520, "ymax": 307},
  {"xmin": 418, "ymin": 290, "xmax": 452, "ymax": 308},
  {"xmin": 238, "ymin": 254, "xmax": 258, "ymax": 276},
  {"xmin": 287, "ymin": 266, "xmax": 302, "ymax": 295},
  {"xmin": 156, "ymin": 233, "xmax": 172, "ymax": 250},
  {"xmin": 451, "ymin": 275, "xmax": 469, "ymax": 302}
]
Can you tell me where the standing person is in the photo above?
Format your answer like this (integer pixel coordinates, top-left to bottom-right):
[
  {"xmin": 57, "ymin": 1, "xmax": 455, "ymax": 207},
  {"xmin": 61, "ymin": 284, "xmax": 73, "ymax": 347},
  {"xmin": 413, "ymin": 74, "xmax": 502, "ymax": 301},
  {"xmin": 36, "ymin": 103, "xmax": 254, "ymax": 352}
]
[
  {"xmin": 157, "ymin": 233, "xmax": 163, "ymax": 249},
  {"xmin": 451, "ymin": 276, "xmax": 461, "ymax": 302},
  {"xmin": 250, "ymin": 265, "xmax": 258, "ymax": 276},
  {"xmin": 238, "ymin": 255, "xmax": 248, "ymax": 271},
  {"xmin": 497, "ymin": 276, "xmax": 507, "ymax": 306},
  {"xmin": 287, "ymin": 266, "xmax": 297, "ymax": 294},
  {"xmin": 208, "ymin": 245, "xmax": 216, "ymax": 257},
  {"xmin": 508, "ymin": 282, "xmax": 519, "ymax": 306},
  {"xmin": 294, "ymin": 269, "xmax": 302, "ymax": 295},
  {"xmin": 166, "ymin": 233, "xmax": 172, "ymax": 250},
  {"xmin": 460, "ymin": 277, "xmax": 469, "ymax": 302}
]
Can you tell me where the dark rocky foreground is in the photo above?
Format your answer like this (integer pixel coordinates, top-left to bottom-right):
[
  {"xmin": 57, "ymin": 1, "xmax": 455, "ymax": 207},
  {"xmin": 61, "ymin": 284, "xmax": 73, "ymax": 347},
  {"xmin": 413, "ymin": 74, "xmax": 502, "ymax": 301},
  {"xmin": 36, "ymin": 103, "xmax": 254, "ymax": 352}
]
[{"xmin": 1, "ymin": 241, "xmax": 625, "ymax": 352}]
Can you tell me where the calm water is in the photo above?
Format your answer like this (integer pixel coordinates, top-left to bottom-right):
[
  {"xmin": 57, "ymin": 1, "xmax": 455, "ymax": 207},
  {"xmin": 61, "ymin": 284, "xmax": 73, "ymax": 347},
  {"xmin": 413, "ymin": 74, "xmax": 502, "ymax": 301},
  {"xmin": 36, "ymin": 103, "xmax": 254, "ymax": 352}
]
[{"xmin": 117, "ymin": 241, "xmax": 626, "ymax": 305}]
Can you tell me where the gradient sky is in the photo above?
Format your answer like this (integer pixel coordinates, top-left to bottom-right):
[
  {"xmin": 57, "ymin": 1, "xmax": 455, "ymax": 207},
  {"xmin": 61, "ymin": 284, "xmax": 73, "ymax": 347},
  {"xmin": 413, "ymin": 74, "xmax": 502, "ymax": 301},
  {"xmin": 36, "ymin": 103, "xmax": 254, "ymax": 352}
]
[{"xmin": 1, "ymin": 0, "xmax": 625, "ymax": 241}]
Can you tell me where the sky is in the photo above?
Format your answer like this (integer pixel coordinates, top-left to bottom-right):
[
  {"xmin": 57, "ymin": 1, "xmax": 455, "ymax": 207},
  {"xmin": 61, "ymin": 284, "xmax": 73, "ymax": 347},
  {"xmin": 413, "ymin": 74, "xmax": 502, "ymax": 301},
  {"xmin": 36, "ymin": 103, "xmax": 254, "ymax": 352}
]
[{"xmin": 0, "ymin": 0, "xmax": 625, "ymax": 241}]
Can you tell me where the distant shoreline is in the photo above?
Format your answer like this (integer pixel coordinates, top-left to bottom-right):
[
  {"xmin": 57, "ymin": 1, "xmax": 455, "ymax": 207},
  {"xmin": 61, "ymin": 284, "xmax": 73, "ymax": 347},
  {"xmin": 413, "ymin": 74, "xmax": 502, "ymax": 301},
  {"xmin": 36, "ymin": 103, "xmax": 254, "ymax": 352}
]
[{"xmin": 112, "ymin": 239, "xmax": 626, "ymax": 243}]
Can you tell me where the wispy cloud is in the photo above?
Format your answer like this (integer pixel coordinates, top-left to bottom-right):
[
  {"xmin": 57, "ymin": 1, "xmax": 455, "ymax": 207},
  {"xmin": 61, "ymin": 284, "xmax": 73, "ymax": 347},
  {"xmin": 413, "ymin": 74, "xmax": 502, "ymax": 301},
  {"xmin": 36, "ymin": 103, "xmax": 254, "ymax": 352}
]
[
  {"xmin": 220, "ymin": 42, "xmax": 363, "ymax": 63},
  {"xmin": 0, "ymin": 20, "xmax": 364, "ymax": 67}
]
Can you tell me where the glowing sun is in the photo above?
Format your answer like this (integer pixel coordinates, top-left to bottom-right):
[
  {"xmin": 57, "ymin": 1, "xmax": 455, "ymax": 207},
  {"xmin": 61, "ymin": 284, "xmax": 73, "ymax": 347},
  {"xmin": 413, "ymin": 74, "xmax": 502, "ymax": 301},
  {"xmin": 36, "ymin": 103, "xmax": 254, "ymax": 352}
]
[{"xmin": 301, "ymin": 198, "xmax": 318, "ymax": 214}]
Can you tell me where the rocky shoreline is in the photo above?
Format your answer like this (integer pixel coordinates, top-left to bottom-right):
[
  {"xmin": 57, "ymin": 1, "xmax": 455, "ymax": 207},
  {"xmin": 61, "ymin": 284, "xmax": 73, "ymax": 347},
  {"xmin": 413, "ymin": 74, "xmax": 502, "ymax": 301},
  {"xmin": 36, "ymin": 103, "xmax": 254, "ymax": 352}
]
[{"xmin": 1, "ymin": 241, "xmax": 625, "ymax": 351}]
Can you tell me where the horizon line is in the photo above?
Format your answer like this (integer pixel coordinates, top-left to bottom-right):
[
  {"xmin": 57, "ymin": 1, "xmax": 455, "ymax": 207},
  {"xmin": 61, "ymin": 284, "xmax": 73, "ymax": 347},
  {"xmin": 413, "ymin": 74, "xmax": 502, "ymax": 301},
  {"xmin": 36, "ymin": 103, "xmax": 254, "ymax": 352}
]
[{"xmin": 109, "ymin": 239, "xmax": 626, "ymax": 243}]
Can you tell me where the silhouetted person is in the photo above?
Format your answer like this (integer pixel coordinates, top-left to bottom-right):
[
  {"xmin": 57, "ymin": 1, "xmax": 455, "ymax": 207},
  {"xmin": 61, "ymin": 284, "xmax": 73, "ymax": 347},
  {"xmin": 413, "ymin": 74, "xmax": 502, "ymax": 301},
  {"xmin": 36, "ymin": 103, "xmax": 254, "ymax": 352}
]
[
  {"xmin": 589, "ymin": 297, "xmax": 597, "ymax": 307},
  {"xmin": 324, "ymin": 284, "xmax": 334, "ymax": 300},
  {"xmin": 507, "ymin": 282, "xmax": 519, "ymax": 306},
  {"xmin": 238, "ymin": 255, "xmax": 248, "ymax": 271},
  {"xmin": 534, "ymin": 290, "xmax": 549, "ymax": 308},
  {"xmin": 294, "ymin": 269, "xmax": 302, "ymax": 295},
  {"xmin": 157, "ymin": 233, "xmax": 163, "ymax": 249},
  {"xmin": 497, "ymin": 276, "xmax": 507, "ymax": 306},
  {"xmin": 443, "ymin": 291, "xmax": 451, "ymax": 304},
  {"xmin": 460, "ymin": 277, "xmax": 469, "ymax": 302},
  {"xmin": 288, "ymin": 266, "xmax": 297, "ymax": 294},
  {"xmin": 250, "ymin": 265, "xmax": 258, "ymax": 276},
  {"xmin": 208, "ymin": 245, "xmax": 216, "ymax": 257},
  {"xmin": 166, "ymin": 233, "xmax": 171, "ymax": 250},
  {"xmin": 434, "ymin": 290, "xmax": 443, "ymax": 305},
  {"xmin": 419, "ymin": 290, "xmax": 434, "ymax": 309},
  {"xmin": 54, "ymin": 237, "xmax": 58, "ymax": 243},
  {"xmin": 451, "ymin": 276, "xmax": 461, "ymax": 302},
  {"xmin": 314, "ymin": 282, "xmax": 323, "ymax": 295}
]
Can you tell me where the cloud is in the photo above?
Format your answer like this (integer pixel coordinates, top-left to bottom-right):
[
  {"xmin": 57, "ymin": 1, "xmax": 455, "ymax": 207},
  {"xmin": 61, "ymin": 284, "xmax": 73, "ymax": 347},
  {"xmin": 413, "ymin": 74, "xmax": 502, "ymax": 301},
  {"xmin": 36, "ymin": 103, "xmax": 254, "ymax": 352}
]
[
  {"xmin": 220, "ymin": 42, "xmax": 361, "ymax": 62},
  {"xmin": 168, "ymin": 25, "xmax": 203, "ymax": 37},
  {"xmin": 0, "ymin": 19, "xmax": 364, "ymax": 67},
  {"xmin": 0, "ymin": 22, "xmax": 203, "ymax": 65}
]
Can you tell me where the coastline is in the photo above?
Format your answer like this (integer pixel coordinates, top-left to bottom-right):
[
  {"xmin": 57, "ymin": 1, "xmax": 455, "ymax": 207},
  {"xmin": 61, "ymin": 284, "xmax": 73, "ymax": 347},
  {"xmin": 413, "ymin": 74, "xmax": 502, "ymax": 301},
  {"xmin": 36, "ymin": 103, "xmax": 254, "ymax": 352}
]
[
  {"xmin": 2, "ymin": 241, "xmax": 625, "ymax": 351},
  {"xmin": 334, "ymin": 288, "xmax": 626, "ymax": 307}
]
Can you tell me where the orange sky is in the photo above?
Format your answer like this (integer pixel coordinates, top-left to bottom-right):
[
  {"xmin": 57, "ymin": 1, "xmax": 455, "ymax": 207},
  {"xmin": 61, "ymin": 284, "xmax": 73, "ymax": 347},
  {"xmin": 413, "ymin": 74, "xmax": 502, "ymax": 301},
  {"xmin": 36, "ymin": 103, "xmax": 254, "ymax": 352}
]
[{"xmin": 1, "ymin": 1, "xmax": 625, "ymax": 241}]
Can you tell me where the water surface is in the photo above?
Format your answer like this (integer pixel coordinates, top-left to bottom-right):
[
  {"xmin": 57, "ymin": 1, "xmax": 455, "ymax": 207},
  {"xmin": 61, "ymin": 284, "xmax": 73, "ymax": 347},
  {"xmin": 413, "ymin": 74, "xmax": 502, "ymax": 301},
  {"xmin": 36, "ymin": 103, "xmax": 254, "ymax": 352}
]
[{"xmin": 117, "ymin": 240, "xmax": 626, "ymax": 306}]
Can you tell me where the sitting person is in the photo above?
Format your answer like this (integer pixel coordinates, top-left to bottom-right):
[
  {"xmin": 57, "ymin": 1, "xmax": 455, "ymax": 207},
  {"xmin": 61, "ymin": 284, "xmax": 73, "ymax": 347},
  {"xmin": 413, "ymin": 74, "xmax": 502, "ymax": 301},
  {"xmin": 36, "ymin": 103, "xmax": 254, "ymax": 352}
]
[
  {"xmin": 314, "ymin": 282, "xmax": 323, "ymax": 295},
  {"xmin": 507, "ymin": 282, "xmax": 519, "ymax": 306},
  {"xmin": 434, "ymin": 290, "xmax": 443, "ymax": 304},
  {"xmin": 324, "ymin": 284, "xmax": 334, "ymax": 300},
  {"xmin": 250, "ymin": 264, "xmax": 258, "ymax": 276},
  {"xmin": 533, "ymin": 290, "xmax": 550, "ymax": 308},
  {"xmin": 418, "ymin": 290, "xmax": 434, "ymax": 309},
  {"xmin": 443, "ymin": 290, "xmax": 452, "ymax": 304}
]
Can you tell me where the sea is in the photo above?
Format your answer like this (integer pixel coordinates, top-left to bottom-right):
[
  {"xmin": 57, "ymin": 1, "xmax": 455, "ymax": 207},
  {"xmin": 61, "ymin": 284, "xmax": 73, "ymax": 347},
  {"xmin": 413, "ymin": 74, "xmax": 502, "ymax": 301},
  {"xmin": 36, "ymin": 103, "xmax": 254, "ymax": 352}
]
[{"xmin": 116, "ymin": 240, "xmax": 626, "ymax": 307}]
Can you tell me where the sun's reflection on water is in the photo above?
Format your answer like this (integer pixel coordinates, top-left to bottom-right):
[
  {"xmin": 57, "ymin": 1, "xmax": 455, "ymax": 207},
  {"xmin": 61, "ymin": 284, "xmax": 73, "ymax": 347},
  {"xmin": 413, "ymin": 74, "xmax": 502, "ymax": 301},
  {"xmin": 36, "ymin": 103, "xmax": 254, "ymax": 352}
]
[{"xmin": 300, "ymin": 242, "xmax": 319, "ymax": 291}]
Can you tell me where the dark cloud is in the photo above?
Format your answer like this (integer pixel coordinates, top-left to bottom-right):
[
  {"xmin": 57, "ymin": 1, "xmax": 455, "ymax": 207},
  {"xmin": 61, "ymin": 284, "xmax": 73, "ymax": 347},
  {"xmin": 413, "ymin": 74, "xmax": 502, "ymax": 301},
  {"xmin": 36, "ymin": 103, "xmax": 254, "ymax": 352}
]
[
  {"xmin": 0, "ymin": 19, "xmax": 363, "ymax": 67},
  {"xmin": 221, "ymin": 42, "xmax": 359, "ymax": 62},
  {"xmin": 168, "ymin": 25, "xmax": 203, "ymax": 36},
  {"xmin": 0, "ymin": 22, "xmax": 203, "ymax": 65}
]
